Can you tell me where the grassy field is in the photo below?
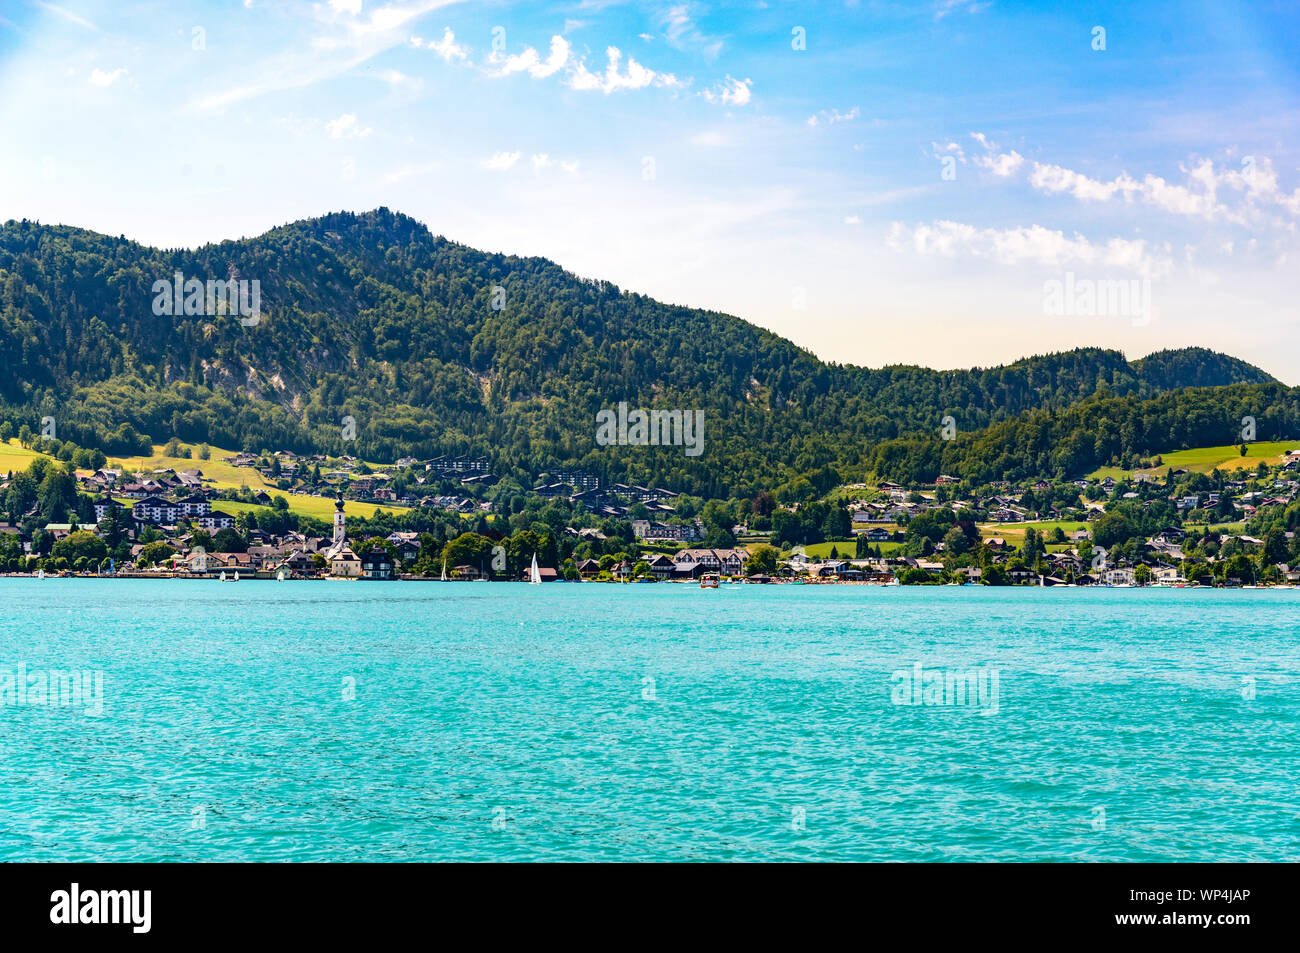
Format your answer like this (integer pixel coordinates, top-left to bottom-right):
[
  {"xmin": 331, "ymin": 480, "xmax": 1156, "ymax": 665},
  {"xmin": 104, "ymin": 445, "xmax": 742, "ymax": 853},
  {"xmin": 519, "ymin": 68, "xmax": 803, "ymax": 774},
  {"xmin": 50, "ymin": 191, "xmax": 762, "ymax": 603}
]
[
  {"xmin": 978, "ymin": 520, "xmax": 1090, "ymax": 544},
  {"xmin": 0, "ymin": 440, "xmax": 45, "ymax": 474},
  {"xmin": 1184, "ymin": 521, "xmax": 1248, "ymax": 535},
  {"xmin": 212, "ymin": 497, "xmax": 401, "ymax": 522},
  {"xmin": 108, "ymin": 443, "xmax": 273, "ymax": 491},
  {"xmin": 1088, "ymin": 441, "xmax": 1300, "ymax": 481},
  {"xmin": 110, "ymin": 443, "xmax": 409, "ymax": 519},
  {"xmin": 789, "ymin": 540, "xmax": 903, "ymax": 558},
  {"xmin": 3, "ymin": 438, "xmax": 405, "ymax": 520}
]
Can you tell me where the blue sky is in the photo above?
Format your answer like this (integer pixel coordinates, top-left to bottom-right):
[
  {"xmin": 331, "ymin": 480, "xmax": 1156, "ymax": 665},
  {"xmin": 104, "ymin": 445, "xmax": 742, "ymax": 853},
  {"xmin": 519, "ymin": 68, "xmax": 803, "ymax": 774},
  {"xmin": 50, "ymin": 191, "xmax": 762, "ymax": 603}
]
[{"xmin": 1, "ymin": 0, "xmax": 1298, "ymax": 379}]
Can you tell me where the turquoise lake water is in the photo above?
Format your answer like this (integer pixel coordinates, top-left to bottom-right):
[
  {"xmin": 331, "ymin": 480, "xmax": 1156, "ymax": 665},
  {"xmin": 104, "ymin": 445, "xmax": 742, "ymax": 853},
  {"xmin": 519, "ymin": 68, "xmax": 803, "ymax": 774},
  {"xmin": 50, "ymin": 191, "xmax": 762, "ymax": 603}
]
[{"xmin": 0, "ymin": 579, "xmax": 1297, "ymax": 862}]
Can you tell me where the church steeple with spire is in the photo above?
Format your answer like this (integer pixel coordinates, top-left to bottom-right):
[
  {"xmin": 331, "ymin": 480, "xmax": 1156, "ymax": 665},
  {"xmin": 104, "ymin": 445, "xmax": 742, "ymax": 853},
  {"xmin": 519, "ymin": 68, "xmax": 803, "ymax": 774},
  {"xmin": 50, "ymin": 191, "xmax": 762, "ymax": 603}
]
[
  {"xmin": 332, "ymin": 493, "xmax": 346, "ymax": 546},
  {"xmin": 324, "ymin": 493, "xmax": 360, "ymax": 577}
]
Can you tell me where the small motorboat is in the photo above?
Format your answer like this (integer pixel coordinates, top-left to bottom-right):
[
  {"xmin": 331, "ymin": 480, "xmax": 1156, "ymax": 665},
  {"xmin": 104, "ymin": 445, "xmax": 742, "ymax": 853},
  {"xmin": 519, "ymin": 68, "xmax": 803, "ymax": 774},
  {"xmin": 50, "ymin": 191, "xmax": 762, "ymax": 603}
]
[{"xmin": 700, "ymin": 573, "xmax": 720, "ymax": 589}]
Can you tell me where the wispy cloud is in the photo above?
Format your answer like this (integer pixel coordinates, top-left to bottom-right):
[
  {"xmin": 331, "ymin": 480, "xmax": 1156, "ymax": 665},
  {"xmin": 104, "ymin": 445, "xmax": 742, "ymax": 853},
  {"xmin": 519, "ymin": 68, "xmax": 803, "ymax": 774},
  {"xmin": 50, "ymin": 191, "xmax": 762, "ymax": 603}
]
[
  {"xmin": 567, "ymin": 46, "xmax": 682, "ymax": 94},
  {"xmin": 808, "ymin": 106, "xmax": 859, "ymax": 127},
  {"xmin": 187, "ymin": 0, "xmax": 466, "ymax": 112},
  {"xmin": 967, "ymin": 133, "xmax": 1300, "ymax": 224},
  {"xmin": 489, "ymin": 35, "xmax": 570, "ymax": 78},
  {"xmin": 36, "ymin": 1, "xmax": 96, "ymax": 31},
  {"xmin": 888, "ymin": 220, "xmax": 1174, "ymax": 278},
  {"xmin": 88, "ymin": 67, "xmax": 126, "ymax": 87},
  {"xmin": 531, "ymin": 153, "xmax": 580, "ymax": 174},
  {"xmin": 703, "ymin": 75, "xmax": 751, "ymax": 106},
  {"xmin": 412, "ymin": 27, "xmax": 469, "ymax": 64},
  {"xmin": 977, "ymin": 149, "xmax": 1024, "ymax": 176},
  {"xmin": 658, "ymin": 3, "xmax": 724, "ymax": 59},
  {"xmin": 933, "ymin": 0, "xmax": 991, "ymax": 21},
  {"xmin": 326, "ymin": 114, "xmax": 372, "ymax": 139},
  {"xmin": 483, "ymin": 151, "xmax": 521, "ymax": 170}
]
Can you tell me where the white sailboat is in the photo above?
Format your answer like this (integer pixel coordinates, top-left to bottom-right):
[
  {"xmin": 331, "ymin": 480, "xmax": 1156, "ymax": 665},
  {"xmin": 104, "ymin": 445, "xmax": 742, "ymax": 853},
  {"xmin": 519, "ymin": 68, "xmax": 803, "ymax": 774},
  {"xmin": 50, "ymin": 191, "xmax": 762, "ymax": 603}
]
[
  {"xmin": 441, "ymin": 558, "xmax": 448, "ymax": 582},
  {"xmin": 529, "ymin": 553, "xmax": 542, "ymax": 585},
  {"xmin": 219, "ymin": 571, "xmax": 227, "ymax": 582},
  {"xmin": 276, "ymin": 568, "xmax": 286, "ymax": 582}
]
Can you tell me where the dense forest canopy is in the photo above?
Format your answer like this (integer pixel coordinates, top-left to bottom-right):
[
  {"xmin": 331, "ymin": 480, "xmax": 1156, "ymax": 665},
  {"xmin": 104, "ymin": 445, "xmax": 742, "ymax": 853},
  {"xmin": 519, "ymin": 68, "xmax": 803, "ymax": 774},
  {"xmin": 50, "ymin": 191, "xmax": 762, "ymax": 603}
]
[{"xmin": 0, "ymin": 209, "xmax": 1281, "ymax": 495}]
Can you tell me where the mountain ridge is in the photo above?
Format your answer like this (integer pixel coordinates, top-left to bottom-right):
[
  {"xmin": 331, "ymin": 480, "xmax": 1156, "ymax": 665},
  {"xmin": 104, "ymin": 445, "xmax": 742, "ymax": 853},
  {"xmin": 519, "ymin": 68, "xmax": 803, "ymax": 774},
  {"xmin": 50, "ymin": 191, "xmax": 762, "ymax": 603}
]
[{"xmin": 0, "ymin": 208, "xmax": 1279, "ymax": 495}]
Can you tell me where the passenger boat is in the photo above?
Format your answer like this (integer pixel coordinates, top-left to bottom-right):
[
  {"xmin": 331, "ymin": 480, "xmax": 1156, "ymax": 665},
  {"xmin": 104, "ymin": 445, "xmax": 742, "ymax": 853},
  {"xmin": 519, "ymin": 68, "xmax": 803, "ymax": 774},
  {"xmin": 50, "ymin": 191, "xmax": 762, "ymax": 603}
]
[{"xmin": 699, "ymin": 573, "xmax": 720, "ymax": 589}]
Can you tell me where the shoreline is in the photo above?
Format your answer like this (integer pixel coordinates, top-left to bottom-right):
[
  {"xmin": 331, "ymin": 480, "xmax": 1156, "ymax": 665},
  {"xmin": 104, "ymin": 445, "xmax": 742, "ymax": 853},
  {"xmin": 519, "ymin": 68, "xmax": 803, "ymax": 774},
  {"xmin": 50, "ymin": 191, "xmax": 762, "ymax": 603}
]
[{"xmin": 0, "ymin": 573, "xmax": 1293, "ymax": 590}]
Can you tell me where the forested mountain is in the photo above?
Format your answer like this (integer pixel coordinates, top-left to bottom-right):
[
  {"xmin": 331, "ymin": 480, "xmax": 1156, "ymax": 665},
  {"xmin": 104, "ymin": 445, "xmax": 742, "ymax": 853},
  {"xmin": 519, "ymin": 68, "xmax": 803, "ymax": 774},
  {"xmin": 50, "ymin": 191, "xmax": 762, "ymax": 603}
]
[
  {"xmin": 869, "ymin": 383, "xmax": 1300, "ymax": 485},
  {"xmin": 0, "ymin": 209, "xmax": 1279, "ymax": 496}
]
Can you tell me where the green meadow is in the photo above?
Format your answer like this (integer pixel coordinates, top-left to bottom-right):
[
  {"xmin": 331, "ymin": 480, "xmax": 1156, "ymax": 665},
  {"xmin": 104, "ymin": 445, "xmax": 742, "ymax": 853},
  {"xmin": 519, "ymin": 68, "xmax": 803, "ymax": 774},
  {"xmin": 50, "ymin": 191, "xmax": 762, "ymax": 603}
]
[
  {"xmin": 0, "ymin": 440, "xmax": 45, "ymax": 475},
  {"xmin": 3, "ymin": 438, "xmax": 407, "ymax": 521},
  {"xmin": 790, "ymin": 540, "xmax": 904, "ymax": 558},
  {"xmin": 978, "ymin": 520, "xmax": 1090, "ymax": 545},
  {"xmin": 1088, "ymin": 441, "xmax": 1300, "ymax": 481}
]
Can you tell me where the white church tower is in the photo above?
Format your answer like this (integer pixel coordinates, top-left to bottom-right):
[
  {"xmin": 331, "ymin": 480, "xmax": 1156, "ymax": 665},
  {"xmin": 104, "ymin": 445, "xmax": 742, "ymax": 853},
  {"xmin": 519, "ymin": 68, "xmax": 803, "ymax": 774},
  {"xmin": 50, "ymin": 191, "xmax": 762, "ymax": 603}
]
[
  {"xmin": 324, "ymin": 493, "xmax": 360, "ymax": 578},
  {"xmin": 333, "ymin": 494, "xmax": 346, "ymax": 546}
]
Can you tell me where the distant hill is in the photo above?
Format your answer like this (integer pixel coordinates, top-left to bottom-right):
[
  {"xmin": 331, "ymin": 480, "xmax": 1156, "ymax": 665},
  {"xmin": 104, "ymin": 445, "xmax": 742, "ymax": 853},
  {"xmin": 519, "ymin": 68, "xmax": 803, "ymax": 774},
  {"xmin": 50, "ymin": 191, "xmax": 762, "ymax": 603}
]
[
  {"xmin": 868, "ymin": 382, "xmax": 1300, "ymax": 484},
  {"xmin": 0, "ymin": 209, "xmax": 1279, "ymax": 496}
]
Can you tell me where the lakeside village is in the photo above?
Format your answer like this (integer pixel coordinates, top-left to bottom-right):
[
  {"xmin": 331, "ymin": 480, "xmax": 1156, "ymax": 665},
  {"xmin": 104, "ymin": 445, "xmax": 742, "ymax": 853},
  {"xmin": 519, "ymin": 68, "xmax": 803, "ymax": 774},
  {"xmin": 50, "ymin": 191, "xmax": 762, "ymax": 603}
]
[{"xmin": 6, "ymin": 439, "xmax": 1300, "ymax": 587}]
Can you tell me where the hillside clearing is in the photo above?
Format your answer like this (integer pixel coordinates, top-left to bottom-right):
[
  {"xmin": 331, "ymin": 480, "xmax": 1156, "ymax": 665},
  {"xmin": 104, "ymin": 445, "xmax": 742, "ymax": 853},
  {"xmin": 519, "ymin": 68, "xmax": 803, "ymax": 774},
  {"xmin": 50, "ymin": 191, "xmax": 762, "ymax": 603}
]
[{"xmin": 1087, "ymin": 441, "xmax": 1300, "ymax": 481}]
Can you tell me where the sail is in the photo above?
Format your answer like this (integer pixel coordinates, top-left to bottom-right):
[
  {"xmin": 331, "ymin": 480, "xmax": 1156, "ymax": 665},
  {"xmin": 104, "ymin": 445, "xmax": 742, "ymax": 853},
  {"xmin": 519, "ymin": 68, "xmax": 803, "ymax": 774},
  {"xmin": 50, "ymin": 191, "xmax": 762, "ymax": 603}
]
[
  {"xmin": 441, "ymin": 558, "xmax": 448, "ymax": 582},
  {"xmin": 530, "ymin": 553, "xmax": 542, "ymax": 585}
]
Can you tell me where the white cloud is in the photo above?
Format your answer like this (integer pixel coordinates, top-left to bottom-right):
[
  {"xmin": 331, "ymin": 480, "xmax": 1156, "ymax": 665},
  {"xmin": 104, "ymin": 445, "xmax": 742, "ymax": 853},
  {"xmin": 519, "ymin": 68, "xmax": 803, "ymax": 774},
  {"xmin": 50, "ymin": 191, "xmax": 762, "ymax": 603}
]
[
  {"xmin": 329, "ymin": 0, "xmax": 362, "ymax": 15},
  {"xmin": 490, "ymin": 35, "xmax": 570, "ymax": 79},
  {"xmin": 659, "ymin": 3, "xmax": 724, "ymax": 59},
  {"xmin": 935, "ymin": 1, "xmax": 990, "ymax": 20},
  {"xmin": 1028, "ymin": 162, "xmax": 1134, "ymax": 202},
  {"xmin": 931, "ymin": 140, "xmax": 966, "ymax": 162},
  {"xmin": 703, "ymin": 75, "xmax": 752, "ymax": 106},
  {"xmin": 413, "ymin": 27, "xmax": 469, "ymax": 64},
  {"xmin": 483, "ymin": 151, "xmax": 521, "ymax": 170},
  {"xmin": 1230, "ymin": 156, "xmax": 1300, "ymax": 216},
  {"xmin": 189, "ymin": 0, "xmax": 465, "ymax": 112},
  {"xmin": 567, "ymin": 46, "xmax": 680, "ymax": 94},
  {"xmin": 845, "ymin": 215, "xmax": 862, "ymax": 225},
  {"xmin": 36, "ymin": 2, "xmax": 97, "ymax": 31},
  {"xmin": 89, "ymin": 67, "xmax": 126, "ymax": 87},
  {"xmin": 977, "ymin": 149, "xmax": 1025, "ymax": 177},
  {"xmin": 966, "ymin": 133, "xmax": 1300, "ymax": 225},
  {"xmin": 888, "ymin": 220, "xmax": 1174, "ymax": 278},
  {"xmin": 479, "ymin": 36, "xmax": 686, "ymax": 98},
  {"xmin": 808, "ymin": 106, "xmax": 859, "ymax": 127},
  {"xmin": 326, "ymin": 113, "xmax": 372, "ymax": 139},
  {"xmin": 530, "ymin": 154, "xmax": 579, "ymax": 174}
]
